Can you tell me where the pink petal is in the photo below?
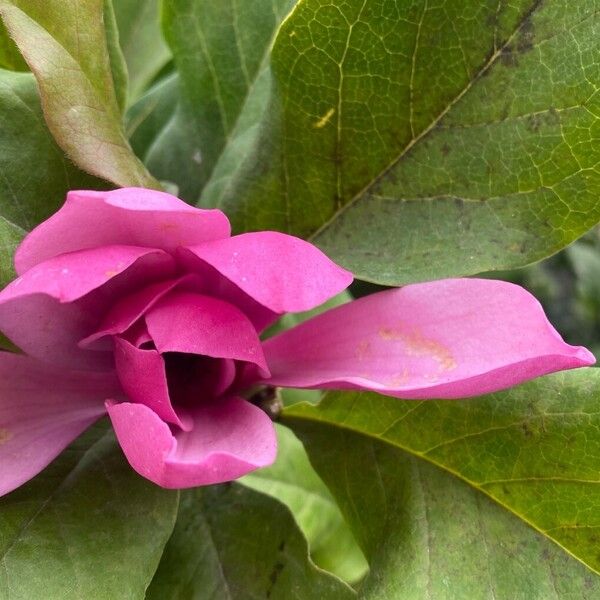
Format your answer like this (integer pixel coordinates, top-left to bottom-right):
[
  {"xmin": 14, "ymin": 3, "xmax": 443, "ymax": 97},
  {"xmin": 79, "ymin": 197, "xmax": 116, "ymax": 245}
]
[
  {"xmin": 15, "ymin": 188, "xmax": 231, "ymax": 274},
  {"xmin": 262, "ymin": 279, "xmax": 595, "ymax": 399},
  {"xmin": 113, "ymin": 337, "xmax": 191, "ymax": 431},
  {"xmin": 0, "ymin": 247, "xmax": 176, "ymax": 370},
  {"xmin": 145, "ymin": 291, "xmax": 269, "ymax": 374},
  {"xmin": 107, "ymin": 398, "xmax": 277, "ymax": 488},
  {"xmin": 0, "ymin": 353, "xmax": 121, "ymax": 497},
  {"xmin": 177, "ymin": 248, "xmax": 278, "ymax": 332},
  {"xmin": 183, "ymin": 232, "xmax": 353, "ymax": 313}
]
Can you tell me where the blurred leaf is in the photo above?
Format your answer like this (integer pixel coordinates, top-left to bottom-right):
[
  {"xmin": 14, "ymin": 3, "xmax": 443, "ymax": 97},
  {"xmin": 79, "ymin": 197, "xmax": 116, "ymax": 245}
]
[
  {"xmin": 0, "ymin": 0, "xmax": 159, "ymax": 187},
  {"xmin": 284, "ymin": 369, "xmax": 600, "ymax": 574},
  {"xmin": 112, "ymin": 0, "xmax": 171, "ymax": 101},
  {"xmin": 154, "ymin": 0, "xmax": 296, "ymax": 201},
  {"xmin": 104, "ymin": 0, "xmax": 129, "ymax": 112},
  {"xmin": 293, "ymin": 420, "xmax": 600, "ymax": 599},
  {"xmin": 146, "ymin": 483, "xmax": 355, "ymax": 599},
  {"xmin": 242, "ymin": 424, "xmax": 368, "ymax": 584},
  {"xmin": 0, "ymin": 18, "xmax": 24, "ymax": 70},
  {"xmin": 0, "ymin": 423, "xmax": 179, "ymax": 599},
  {"xmin": 206, "ymin": 0, "xmax": 600, "ymax": 285},
  {"xmin": 126, "ymin": 73, "xmax": 189, "ymax": 193}
]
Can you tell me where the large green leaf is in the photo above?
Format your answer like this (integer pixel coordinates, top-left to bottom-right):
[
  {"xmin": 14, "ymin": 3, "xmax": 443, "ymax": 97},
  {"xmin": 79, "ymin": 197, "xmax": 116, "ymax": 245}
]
[
  {"xmin": 0, "ymin": 69, "xmax": 106, "ymax": 286},
  {"xmin": 0, "ymin": 423, "xmax": 179, "ymax": 599},
  {"xmin": 146, "ymin": 483, "xmax": 355, "ymax": 599},
  {"xmin": 242, "ymin": 423, "xmax": 368, "ymax": 583},
  {"xmin": 293, "ymin": 422, "xmax": 600, "ymax": 598},
  {"xmin": 154, "ymin": 0, "xmax": 296, "ymax": 201},
  {"xmin": 0, "ymin": 0, "xmax": 158, "ymax": 188},
  {"xmin": 112, "ymin": 0, "xmax": 171, "ymax": 101},
  {"xmin": 283, "ymin": 368, "xmax": 600, "ymax": 574},
  {"xmin": 205, "ymin": 0, "xmax": 600, "ymax": 284}
]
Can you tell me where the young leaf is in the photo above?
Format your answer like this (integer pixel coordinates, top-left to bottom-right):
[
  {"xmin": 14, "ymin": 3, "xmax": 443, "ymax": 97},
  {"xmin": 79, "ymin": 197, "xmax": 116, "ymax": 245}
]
[
  {"xmin": 283, "ymin": 368, "xmax": 600, "ymax": 575},
  {"xmin": 0, "ymin": 69, "xmax": 106, "ymax": 286},
  {"xmin": 155, "ymin": 0, "xmax": 296, "ymax": 201},
  {"xmin": 206, "ymin": 0, "xmax": 600, "ymax": 285},
  {"xmin": 0, "ymin": 423, "xmax": 179, "ymax": 599},
  {"xmin": 0, "ymin": 0, "xmax": 159, "ymax": 188},
  {"xmin": 146, "ymin": 483, "xmax": 355, "ymax": 599},
  {"xmin": 293, "ymin": 422, "xmax": 600, "ymax": 598},
  {"xmin": 242, "ymin": 424, "xmax": 368, "ymax": 583}
]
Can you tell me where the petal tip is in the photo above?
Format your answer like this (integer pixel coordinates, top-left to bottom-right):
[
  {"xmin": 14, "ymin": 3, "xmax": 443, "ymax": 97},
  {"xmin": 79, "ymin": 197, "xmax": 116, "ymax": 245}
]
[{"xmin": 574, "ymin": 346, "xmax": 596, "ymax": 367}]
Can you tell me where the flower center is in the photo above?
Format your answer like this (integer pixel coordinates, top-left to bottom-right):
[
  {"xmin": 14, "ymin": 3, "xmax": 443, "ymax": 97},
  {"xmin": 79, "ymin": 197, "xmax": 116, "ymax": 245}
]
[{"xmin": 164, "ymin": 352, "xmax": 236, "ymax": 406}]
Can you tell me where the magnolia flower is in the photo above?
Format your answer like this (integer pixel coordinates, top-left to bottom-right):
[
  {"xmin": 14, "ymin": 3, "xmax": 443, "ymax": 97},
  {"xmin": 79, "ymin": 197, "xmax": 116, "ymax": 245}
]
[{"xmin": 0, "ymin": 188, "xmax": 593, "ymax": 495}]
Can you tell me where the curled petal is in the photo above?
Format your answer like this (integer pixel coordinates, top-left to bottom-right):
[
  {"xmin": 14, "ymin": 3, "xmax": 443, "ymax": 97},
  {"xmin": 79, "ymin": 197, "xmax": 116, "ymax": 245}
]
[
  {"xmin": 113, "ymin": 337, "xmax": 190, "ymax": 431},
  {"xmin": 0, "ymin": 247, "xmax": 175, "ymax": 370},
  {"xmin": 15, "ymin": 187, "xmax": 231, "ymax": 274},
  {"xmin": 262, "ymin": 279, "xmax": 595, "ymax": 399},
  {"xmin": 177, "ymin": 249, "xmax": 278, "ymax": 332},
  {"xmin": 0, "ymin": 353, "xmax": 120, "ymax": 497},
  {"xmin": 145, "ymin": 290, "xmax": 269, "ymax": 374},
  {"xmin": 184, "ymin": 232, "xmax": 353, "ymax": 313},
  {"xmin": 80, "ymin": 274, "xmax": 200, "ymax": 351},
  {"xmin": 107, "ymin": 398, "xmax": 277, "ymax": 488}
]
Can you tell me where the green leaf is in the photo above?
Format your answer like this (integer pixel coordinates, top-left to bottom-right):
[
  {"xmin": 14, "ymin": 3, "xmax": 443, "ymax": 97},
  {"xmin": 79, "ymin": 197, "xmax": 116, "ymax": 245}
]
[
  {"xmin": 154, "ymin": 0, "xmax": 296, "ymax": 201},
  {"xmin": 0, "ymin": 0, "xmax": 159, "ymax": 188},
  {"xmin": 206, "ymin": 0, "xmax": 600, "ymax": 284},
  {"xmin": 242, "ymin": 423, "xmax": 368, "ymax": 584},
  {"xmin": 293, "ymin": 421, "xmax": 600, "ymax": 598},
  {"xmin": 0, "ymin": 216, "xmax": 23, "ymax": 288},
  {"xmin": 112, "ymin": 0, "xmax": 171, "ymax": 101},
  {"xmin": 0, "ymin": 18, "xmax": 24, "ymax": 70},
  {"xmin": 283, "ymin": 369, "xmax": 600, "ymax": 575},
  {"xmin": 125, "ymin": 73, "xmax": 191, "ymax": 194},
  {"xmin": 146, "ymin": 482, "xmax": 355, "ymax": 599},
  {"xmin": 0, "ymin": 423, "xmax": 179, "ymax": 599},
  {"xmin": 0, "ymin": 69, "xmax": 106, "ymax": 286}
]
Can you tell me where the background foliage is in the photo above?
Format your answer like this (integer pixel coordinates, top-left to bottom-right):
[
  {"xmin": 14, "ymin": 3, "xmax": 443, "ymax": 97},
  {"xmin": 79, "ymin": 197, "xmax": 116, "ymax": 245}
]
[{"xmin": 0, "ymin": 0, "xmax": 598, "ymax": 598}]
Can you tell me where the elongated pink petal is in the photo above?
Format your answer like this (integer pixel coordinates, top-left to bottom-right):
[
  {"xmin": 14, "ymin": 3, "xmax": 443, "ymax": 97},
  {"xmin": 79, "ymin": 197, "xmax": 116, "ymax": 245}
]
[
  {"xmin": 0, "ymin": 248, "xmax": 175, "ymax": 370},
  {"xmin": 15, "ymin": 188, "xmax": 231, "ymax": 274},
  {"xmin": 145, "ymin": 291, "xmax": 269, "ymax": 374},
  {"xmin": 113, "ymin": 337, "xmax": 190, "ymax": 431},
  {"xmin": 0, "ymin": 353, "xmax": 121, "ymax": 497},
  {"xmin": 262, "ymin": 279, "xmax": 595, "ymax": 399},
  {"xmin": 107, "ymin": 398, "xmax": 277, "ymax": 488},
  {"xmin": 184, "ymin": 232, "xmax": 353, "ymax": 313}
]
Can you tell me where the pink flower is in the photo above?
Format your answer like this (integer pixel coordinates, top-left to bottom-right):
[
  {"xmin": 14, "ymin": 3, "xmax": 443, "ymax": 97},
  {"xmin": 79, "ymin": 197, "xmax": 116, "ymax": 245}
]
[{"xmin": 0, "ymin": 188, "xmax": 594, "ymax": 495}]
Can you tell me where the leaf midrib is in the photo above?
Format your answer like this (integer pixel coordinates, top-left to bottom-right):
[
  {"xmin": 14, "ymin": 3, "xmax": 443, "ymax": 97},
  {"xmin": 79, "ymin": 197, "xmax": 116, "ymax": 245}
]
[
  {"xmin": 281, "ymin": 405, "xmax": 600, "ymax": 577},
  {"xmin": 309, "ymin": 0, "xmax": 545, "ymax": 242}
]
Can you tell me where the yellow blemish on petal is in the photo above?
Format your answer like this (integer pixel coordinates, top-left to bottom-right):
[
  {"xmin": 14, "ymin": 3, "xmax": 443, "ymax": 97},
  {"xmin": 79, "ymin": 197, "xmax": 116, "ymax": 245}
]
[
  {"xmin": 387, "ymin": 368, "xmax": 410, "ymax": 386},
  {"xmin": 105, "ymin": 270, "xmax": 119, "ymax": 277},
  {"xmin": 378, "ymin": 326, "xmax": 457, "ymax": 372},
  {"xmin": 355, "ymin": 340, "xmax": 371, "ymax": 360},
  {"xmin": 313, "ymin": 108, "xmax": 335, "ymax": 129},
  {"xmin": 0, "ymin": 428, "xmax": 13, "ymax": 445},
  {"xmin": 160, "ymin": 222, "xmax": 179, "ymax": 232}
]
